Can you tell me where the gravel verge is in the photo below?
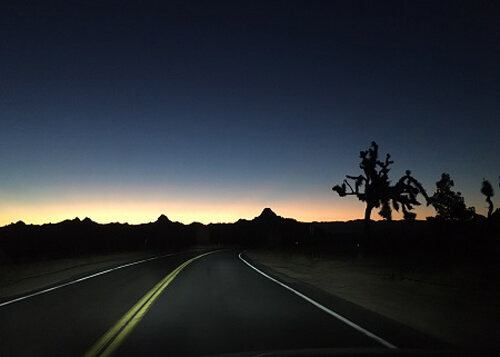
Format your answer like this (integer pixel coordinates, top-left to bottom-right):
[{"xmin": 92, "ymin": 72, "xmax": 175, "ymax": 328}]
[
  {"xmin": 0, "ymin": 251, "xmax": 160, "ymax": 302},
  {"xmin": 246, "ymin": 249, "xmax": 500, "ymax": 350}
]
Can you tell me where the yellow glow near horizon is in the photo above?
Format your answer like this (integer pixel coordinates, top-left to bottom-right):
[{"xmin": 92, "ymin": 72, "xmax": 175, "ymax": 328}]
[
  {"xmin": 0, "ymin": 196, "xmax": 437, "ymax": 227},
  {"xmin": 0, "ymin": 202, "xmax": 334, "ymax": 226}
]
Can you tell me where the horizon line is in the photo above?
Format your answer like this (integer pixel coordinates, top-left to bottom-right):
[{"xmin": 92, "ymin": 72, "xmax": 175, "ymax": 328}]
[{"xmin": 2, "ymin": 210, "xmax": 433, "ymax": 228}]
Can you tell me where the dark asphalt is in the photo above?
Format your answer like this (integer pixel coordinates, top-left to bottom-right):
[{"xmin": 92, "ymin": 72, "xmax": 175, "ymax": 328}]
[{"xmin": 0, "ymin": 249, "xmax": 450, "ymax": 356}]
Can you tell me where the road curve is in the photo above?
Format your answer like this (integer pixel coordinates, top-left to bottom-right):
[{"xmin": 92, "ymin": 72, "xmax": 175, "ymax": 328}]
[{"xmin": 0, "ymin": 249, "xmax": 412, "ymax": 356}]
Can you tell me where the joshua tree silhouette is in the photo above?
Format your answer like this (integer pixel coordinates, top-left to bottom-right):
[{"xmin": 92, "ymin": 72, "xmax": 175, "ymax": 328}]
[
  {"xmin": 481, "ymin": 179, "xmax": 494, "ymax": 218},
  {"xmin": 332, "ymin": 142, "xmax": 428, "ymax": 247}
]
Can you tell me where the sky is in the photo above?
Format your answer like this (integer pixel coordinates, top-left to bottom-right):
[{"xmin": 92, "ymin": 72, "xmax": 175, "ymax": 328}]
[{"xmin": 1, "ymin": 0, "xmax": 499, "ymax": 225}]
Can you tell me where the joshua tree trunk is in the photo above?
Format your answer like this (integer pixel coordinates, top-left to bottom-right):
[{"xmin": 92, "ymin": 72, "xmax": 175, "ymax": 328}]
[
  {"xmin": 486, "ymin": 196, "xmax": 493, "ymax": 218},
  {"xmin": 364, "ymin": 205, "xmax": 373, "ymax": 235},
  {"xmin": 359, "ymin": 204, "xmax": 373, "ymax": 259}
]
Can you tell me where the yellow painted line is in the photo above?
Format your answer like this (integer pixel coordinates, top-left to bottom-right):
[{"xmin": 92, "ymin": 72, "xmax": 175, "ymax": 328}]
[{"xmin": 83, "ymin": 251, "xmax": 217, "ymax": 357}]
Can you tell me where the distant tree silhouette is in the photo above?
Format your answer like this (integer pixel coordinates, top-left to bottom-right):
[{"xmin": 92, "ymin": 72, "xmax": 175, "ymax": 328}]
[
  {"xmin": 481, "ymin": 179, "xmax": 494, "ymax": 218},
  {"xmin": 332, "ymin": 142, "xmax": 429, "ymax": 242},
  {"xmin": 429, "ymin": 173, "xmax": 475, "ymax": 221}
]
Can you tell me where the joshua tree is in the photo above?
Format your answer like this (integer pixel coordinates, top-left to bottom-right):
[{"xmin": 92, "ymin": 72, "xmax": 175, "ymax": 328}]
[
  {"xmin": 332, "ymin": 142, "xmax": 428, "ymax": 240},
  {"xmin": 430, "ymin": 173, "xmax": 475, "ymax": 221},
  {"xmin": 480, "ymin": 179, "xmax": 494, "ymax": 218}
]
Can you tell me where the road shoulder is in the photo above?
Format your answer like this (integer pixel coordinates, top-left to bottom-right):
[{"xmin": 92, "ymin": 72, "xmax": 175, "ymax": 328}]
[
  {"xmin": 0, "ymin": 250, "xmax": 164, "ymax": 303},
  {"xmin": 245, "ymin": 249, "xmax": 500, "ymax": 350}
]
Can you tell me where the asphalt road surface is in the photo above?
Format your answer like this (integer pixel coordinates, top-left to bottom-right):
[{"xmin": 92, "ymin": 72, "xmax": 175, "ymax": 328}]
[{"xmin": 0, "ymin": 249, "xmax": 448, "ymax": 356}]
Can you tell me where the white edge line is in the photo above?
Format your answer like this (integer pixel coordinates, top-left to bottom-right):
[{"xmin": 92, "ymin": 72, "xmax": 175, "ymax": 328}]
[
  {"xmin": 0, "ymin": 249, "xmax": 203, "ymax": 308},
  {"xmin": 238, "ymin": 250, "xmax": 397, "ymax": 349}
]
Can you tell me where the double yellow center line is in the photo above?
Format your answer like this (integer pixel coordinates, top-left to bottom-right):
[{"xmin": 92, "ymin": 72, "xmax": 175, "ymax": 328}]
[{"xmin": 84, "ymin": 251, "xmax": 217, "ymax": 357}]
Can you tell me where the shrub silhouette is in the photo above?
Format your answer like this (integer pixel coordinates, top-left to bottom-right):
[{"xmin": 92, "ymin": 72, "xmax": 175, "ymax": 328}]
[{"xmin": 429, "ymin": 173, "xmax": 475, "ymax": 221}]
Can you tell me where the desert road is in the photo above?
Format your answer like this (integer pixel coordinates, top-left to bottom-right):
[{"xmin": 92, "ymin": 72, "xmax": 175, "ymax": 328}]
[{"xmin": 0, "ymin": 249, "xmax": 447, "ymax": 356}]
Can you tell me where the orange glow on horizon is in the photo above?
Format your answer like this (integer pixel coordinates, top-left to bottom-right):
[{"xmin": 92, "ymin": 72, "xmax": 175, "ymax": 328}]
[{"xmin": 0, "ymin": 197, "xmax": 437, "ymax": 227}]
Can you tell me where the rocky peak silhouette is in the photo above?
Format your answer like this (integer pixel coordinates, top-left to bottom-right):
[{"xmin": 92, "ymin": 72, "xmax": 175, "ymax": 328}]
[
  {"xmin": 255, "ymin": 208, "xmax": 281, "ymax": 223},
  {"xmin": 82, "ymin": 217, "xmax": 97, "ymax": 226},
  {"xmin": 156, "ymin": 214, "xmax": 171, "ymax": 224}
]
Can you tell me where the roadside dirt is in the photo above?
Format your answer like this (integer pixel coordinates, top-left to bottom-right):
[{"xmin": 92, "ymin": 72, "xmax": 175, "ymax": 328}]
[
  {"xmin": 247, "ymin": 249, "xmax": 500, "ymax": 350},
  {"xmin": 0, "ymin": 251, "xmax": 158, "ymax": 301}
]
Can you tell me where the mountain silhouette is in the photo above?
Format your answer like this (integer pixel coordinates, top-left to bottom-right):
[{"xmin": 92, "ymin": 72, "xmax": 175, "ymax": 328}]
[
  {"xmin": 155, "ymin": 214, "xmax": 171, "ymax": 225},
  {"xmin": 2, "ymin": 207, "xmax": 498, "ymax": 264},
  {"xmin": 254, "ymin": 208, "xmax": 282, "ymax": 223},
  {"xmin": 82, "ymin": 217, "xmax": 98, "ymax": 226}
]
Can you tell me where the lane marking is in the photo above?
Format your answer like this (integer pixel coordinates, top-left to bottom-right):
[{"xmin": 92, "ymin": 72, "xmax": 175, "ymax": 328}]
[
  {"xmin": 0, "ymin": 249, "xmax": 205, "ymax": 308},
  {"xmin": 238, "ymin": 251, "xmax": 397, "ymax": 349},
  {"xmin": 84, "ymin": 250, "xmax": 217, "ymax": 357}
]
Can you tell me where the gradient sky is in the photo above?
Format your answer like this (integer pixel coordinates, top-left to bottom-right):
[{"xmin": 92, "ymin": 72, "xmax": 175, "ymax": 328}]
[{"xmin": 1, "ymin": 1, "xmax": 499, "ymax": 225}]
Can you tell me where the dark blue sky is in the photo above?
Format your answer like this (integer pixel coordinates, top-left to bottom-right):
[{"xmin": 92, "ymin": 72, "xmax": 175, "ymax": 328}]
[{"xmin": 1, "ymin": 0, "xmax": 499, "ymax": 224}]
